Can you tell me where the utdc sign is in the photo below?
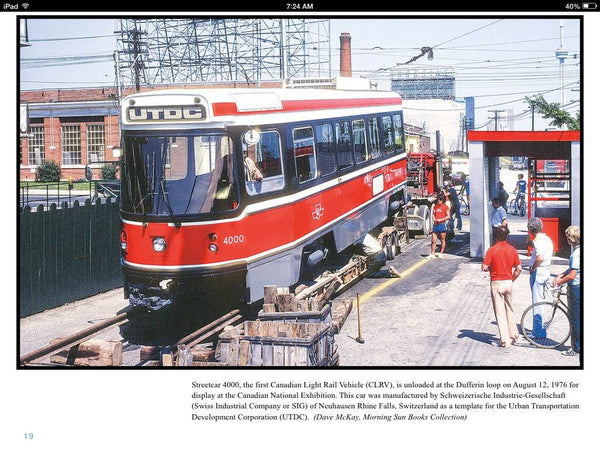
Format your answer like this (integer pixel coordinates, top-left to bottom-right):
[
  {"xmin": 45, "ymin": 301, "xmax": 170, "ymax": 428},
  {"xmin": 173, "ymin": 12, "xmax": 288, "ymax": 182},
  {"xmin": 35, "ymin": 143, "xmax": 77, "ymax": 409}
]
[{"xmin": 127, "ymin": 105, "xmax": 207, "ymax": 122}]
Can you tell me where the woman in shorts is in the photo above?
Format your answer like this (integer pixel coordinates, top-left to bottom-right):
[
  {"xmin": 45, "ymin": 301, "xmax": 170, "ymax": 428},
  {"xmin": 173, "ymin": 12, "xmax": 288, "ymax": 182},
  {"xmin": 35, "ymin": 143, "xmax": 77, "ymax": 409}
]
[{"xmin": 428, "ymin": 193, "xmax": 450, "ymax": 259}]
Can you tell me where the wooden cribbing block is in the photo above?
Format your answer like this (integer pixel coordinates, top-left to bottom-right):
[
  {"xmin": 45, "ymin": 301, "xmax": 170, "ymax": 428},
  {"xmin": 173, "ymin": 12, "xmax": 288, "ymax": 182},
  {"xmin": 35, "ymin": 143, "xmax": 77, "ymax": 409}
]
[
  {"xmin": 238, "ymin": 340, "xmax": 251, "ymax": 366},
  {"xmin": 190, "ymin": 347, "xmax": 216, "ymax": 362},
  {"xmin": 277, "ymin": 293, "xmax": 297, "ymax": 312},
  {"xmin": 49, "ymin": 339, "xmax": 123, "ymax": 366},
  {"xmin": 176, "ymin": 345, "xmax": 194, "ymax": 367},
  {"xmin": 331, "ymin": 298, "xmax": 353, "ymax": 334},
  {"xmin": 262, "ymin": 303, "xmax": 276, "ymax": 313},
  {"xmin": 264, "ymin": 285, "xmax": 278, "ymax": 304}
]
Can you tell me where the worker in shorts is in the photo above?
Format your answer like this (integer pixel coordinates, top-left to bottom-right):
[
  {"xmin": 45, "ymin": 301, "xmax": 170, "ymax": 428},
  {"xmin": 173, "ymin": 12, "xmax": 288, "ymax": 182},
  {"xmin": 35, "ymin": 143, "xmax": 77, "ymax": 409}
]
[{"xmin": 428, "ymin": 193, "xmax": 451, "ymax": 259}]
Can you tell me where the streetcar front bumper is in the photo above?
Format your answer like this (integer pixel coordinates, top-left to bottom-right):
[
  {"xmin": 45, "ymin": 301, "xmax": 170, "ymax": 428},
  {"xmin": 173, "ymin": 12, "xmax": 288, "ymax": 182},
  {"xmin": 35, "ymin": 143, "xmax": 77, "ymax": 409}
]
[{"xmin": 121, "ymin": 259, "xmax": 249, "ymax": 311}]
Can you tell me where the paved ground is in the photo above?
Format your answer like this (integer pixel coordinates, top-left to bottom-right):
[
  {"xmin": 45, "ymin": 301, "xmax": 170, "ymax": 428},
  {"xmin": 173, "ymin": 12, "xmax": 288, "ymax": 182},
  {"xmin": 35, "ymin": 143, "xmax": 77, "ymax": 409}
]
[
  {"xmin": 18, "ymin": 206, "xmax": 580, "ymax": 368},
  {"xmin": 17, "ymin": 102, "xmax": 575, "ymax": 370},
  {"xmin": 334, "ymin": 213, "xmax": 580, "ymax": 368}
]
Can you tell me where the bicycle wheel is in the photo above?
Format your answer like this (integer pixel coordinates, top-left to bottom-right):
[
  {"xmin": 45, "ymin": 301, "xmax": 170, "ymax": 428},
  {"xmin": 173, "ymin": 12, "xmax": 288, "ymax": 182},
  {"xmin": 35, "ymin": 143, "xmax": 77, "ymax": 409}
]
[
  {"xmin": 520, "ymin": 302, "xmax": 571, "ymax": 349},
  {"xmin": 518, "ymin": 198, "xmax": 526, "ymax": 216},
  {"xmin": 509, "ymin": 199, "xmax": 516, "ymax": 215},
  {"xmin": 460, "ymin": 197, "xmax": 469, "ymax": 215}
]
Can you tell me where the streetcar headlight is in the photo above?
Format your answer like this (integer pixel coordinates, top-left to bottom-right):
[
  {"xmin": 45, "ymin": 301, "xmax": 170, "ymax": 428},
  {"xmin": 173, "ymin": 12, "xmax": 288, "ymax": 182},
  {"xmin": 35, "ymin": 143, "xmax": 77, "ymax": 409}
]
[
  {"xmin": 152, "ymin": 237, "xmax": 167, "ymax": 252},
  {"xmin": 208, "ymin": 243, "xmax": 219, "ymax": 253}
]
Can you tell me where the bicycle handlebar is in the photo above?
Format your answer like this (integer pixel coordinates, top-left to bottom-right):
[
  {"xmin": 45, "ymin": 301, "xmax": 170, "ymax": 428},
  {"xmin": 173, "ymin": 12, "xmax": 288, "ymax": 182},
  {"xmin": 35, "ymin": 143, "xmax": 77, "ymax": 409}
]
[{"xmin": 544, "ymin": 282, "xmax": 567, "ymax": 297}]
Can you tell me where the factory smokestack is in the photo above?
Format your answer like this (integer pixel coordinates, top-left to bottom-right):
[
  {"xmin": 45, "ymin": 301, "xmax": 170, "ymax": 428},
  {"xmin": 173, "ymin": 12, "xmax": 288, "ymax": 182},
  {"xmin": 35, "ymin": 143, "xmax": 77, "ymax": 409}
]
[{"xmin": 340, "ymin": 32, "xmax": 352, "ymax": 77}]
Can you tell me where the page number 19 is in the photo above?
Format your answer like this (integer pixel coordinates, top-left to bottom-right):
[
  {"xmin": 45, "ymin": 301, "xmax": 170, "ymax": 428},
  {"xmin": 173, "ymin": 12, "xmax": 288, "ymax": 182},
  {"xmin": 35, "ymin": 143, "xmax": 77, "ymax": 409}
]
[{"xmin": 24, "ymin": 433, "xmax": 34, "ymax": 440}]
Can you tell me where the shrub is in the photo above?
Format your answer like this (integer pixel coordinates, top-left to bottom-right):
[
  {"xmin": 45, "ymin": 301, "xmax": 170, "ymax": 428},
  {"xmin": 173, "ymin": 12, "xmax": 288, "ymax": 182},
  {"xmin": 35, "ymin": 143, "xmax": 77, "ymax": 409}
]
[
  {"xmin": 35, "ymin": 160, "xmax": 61, "ymax": 182},
  {"xmin": 101, "ymin": 164, "xmax": 118, "ymax": 180}
]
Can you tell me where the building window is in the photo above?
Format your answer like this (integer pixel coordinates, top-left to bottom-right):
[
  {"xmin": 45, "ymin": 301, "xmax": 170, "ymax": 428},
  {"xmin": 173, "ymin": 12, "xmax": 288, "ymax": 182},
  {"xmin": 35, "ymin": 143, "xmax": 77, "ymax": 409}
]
[
  {"xmin": 28, "ymin": 125, "xmax": 45, "ymax": 165},
  {"xmin": 87, "ymin": 124, "xmax": 105, "ymax": 163},
  {"xmin": 62, "ymin": 125, "xmax": 81, "ymax": 165}
]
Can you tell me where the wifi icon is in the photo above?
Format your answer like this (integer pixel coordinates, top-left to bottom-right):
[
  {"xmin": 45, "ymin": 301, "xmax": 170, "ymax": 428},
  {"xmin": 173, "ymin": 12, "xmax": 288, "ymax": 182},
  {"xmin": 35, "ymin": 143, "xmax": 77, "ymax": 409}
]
[{"xmin": 22, "ymin": 2, "xmax": 30, "ymax": 8}]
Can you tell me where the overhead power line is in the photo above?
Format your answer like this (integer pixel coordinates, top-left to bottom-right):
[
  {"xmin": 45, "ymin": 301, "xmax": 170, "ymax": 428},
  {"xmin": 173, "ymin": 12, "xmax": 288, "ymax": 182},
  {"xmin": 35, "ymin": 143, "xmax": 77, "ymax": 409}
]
[{"xmin": 29, "ymin": 34, "xmax": 116, "ymax": 42}]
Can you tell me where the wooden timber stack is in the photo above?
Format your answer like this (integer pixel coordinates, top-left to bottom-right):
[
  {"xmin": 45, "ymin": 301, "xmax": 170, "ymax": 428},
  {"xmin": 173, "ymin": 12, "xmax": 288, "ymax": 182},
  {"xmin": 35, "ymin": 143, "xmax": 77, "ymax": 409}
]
[{"xmin": 215, "ymin": 321, "xmax": 337, "ymax": 366}]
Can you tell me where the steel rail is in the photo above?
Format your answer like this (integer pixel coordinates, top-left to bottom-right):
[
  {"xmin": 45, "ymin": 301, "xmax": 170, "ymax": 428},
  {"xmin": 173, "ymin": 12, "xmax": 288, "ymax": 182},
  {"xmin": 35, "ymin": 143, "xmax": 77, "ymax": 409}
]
[{"xmin": 20, "ymin": 311, "xmax": 131, "ymax": 366}]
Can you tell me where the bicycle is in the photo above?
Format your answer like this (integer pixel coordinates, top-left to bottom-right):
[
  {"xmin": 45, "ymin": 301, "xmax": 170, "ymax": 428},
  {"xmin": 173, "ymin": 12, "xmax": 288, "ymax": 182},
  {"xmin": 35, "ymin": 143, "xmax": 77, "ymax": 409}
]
[
  {"xmin": 457, "ymin": 187, "xmax": 470, "ymax": 215},
  {"xmin": 508, "ymin": 193, "xmax": 526, "ymax": 216},
  {"xmin": 520, "ymin": 282, "xmax": 572, "ymax": 349}
]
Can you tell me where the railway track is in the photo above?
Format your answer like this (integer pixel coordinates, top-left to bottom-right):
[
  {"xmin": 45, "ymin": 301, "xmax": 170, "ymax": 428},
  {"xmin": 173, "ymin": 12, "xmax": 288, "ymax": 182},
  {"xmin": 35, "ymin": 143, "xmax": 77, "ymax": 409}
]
[
  {"xmin": 19, "ymin": 307, "xmax": 245, "ymax": 367},
  {"xmin": 20, "ymin": 228, "xmax": 410, "ymax": 368}
]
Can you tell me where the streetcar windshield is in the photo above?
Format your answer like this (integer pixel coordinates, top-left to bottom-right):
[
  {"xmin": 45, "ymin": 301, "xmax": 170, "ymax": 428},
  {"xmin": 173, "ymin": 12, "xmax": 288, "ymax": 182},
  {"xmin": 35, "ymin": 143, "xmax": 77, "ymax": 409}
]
[{"xmin": 121, "ymin": 133, "xmax": 239, "ymax": 216}]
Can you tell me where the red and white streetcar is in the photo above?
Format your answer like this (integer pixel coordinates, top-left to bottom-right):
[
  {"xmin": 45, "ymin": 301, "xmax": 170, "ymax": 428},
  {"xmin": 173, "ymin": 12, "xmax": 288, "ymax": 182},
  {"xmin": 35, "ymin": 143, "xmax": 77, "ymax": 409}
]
[{"xmin": 119, "ymin": 81, "xmax": 408, "ymax": 313}]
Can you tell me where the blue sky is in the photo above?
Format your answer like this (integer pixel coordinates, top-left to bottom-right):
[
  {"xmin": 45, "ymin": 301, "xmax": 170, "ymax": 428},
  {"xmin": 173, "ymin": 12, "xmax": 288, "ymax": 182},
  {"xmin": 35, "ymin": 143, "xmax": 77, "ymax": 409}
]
[{"xmin": 18, "ymin": 17, "xmax": 582, "ymax": 131}]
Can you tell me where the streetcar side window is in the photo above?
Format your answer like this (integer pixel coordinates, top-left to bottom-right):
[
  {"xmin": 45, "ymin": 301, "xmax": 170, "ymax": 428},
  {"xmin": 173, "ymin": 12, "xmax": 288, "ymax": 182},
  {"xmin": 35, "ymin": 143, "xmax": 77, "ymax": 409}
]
[
  {"xmin": 243, "ymin": 129, "xmax": 284, "ymax": 195},
  {"xmin": 335, "ymin": 120, "xmax": 353, "ymax": 171},
  {"xmin": 382, "ymin": 115, "xmax": 395, "ymax": 156},
  {"xmin": 393, "ymin": 113, "xmax": 405, "ymax": 153},
  {"xmin": 293, "ymin": 126, "xmax": 318, "ymax": 184},
  {"xmin": 368, "ymin": 117, "xmax": 381, "ymax": 160},
  {"xmin": 352, "ymin": 119, "xmax": 368, "ymax": 164},
  {"xmin": 316, "ymin": 123, "xmax": 336, "ymax": 178}
]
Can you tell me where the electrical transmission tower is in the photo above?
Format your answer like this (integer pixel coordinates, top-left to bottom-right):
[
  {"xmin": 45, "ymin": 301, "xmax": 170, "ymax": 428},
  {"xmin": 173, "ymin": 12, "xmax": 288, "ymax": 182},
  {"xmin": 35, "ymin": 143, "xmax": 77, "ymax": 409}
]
[{"xmin": 115, "ymin": 18, "xmax": 331, "ymax": 89}]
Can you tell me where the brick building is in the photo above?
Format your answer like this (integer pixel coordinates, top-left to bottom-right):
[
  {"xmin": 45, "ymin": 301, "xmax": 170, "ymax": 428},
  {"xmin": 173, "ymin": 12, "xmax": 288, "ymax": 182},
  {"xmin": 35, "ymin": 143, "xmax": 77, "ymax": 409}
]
[
  {"xmin": 19, "ymin": 83, "xmax": 285, "ymax": 181},
  {"xmin": 20, "ymin": 87, "xmax": 122, "ymax": 181}
]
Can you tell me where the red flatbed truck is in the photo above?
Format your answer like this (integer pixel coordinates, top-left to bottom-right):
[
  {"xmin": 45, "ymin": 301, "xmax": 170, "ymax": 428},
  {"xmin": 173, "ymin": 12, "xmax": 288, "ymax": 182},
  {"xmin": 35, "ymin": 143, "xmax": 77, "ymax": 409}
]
[{"xmin": 404, "ymin": 152, "xmax": 445, "ymax": 236}]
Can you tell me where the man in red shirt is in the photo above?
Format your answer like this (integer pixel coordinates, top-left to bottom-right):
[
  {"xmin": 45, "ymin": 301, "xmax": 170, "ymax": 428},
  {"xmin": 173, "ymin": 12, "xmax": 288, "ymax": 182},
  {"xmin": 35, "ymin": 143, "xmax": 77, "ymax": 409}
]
[
  {"xmin": 428, "ymin": 193, "xmax": 451, "ymax": 259},
  {"xmin": 481, "ymin": 225, "xmax": 523, "ymax": 347}
]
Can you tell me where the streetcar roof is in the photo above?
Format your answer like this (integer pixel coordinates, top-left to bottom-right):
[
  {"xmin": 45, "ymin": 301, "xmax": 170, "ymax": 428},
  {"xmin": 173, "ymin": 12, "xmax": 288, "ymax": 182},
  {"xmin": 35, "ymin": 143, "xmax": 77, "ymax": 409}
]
[{"xmin": 121, "ymin": 86, "xmax": 403, "ymax": 129}]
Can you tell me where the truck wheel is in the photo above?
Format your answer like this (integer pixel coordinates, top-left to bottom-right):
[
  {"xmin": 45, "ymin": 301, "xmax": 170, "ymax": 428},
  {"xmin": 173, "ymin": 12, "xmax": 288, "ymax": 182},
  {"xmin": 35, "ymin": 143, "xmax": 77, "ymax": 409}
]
[
  {"xmin": 385, "ymin": 231, "xmax": 399, "ymax": 260},
  {"xmin": 382, "ymin": 235, "xmax": 393, "ymax": 260},
  {"xmin": 391, "ymin": 231, "xmax": 400, "ymax": 256},
  {"xmin": 418, "ymin": 205, "xmax": 432, "ymax": 235}
]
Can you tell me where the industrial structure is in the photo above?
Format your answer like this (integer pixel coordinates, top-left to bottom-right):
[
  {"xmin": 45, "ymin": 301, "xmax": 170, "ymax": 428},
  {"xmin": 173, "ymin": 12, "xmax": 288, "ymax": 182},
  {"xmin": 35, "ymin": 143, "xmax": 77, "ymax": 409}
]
[
  {"xmin": 20, "ymin": 18, "xmax": 334, "ymax": 181},
  {"xmin": 390, "ymin": 65, "xmax": 472, "ymax": 154},
  {"xmin": 391, "ymin": 66, "xmax": 456, "ymax": 100},
  {"xmin": 115, "ymin": 18, "xmax": 332, "ymax": 88}
]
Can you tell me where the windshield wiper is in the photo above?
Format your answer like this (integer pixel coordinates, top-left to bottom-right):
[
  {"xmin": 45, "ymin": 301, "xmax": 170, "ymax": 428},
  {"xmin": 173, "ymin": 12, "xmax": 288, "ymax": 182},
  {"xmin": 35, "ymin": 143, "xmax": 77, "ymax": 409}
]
[{"xmin": 160, "ymin": 177, "xmax": 181, "ymax": 229}]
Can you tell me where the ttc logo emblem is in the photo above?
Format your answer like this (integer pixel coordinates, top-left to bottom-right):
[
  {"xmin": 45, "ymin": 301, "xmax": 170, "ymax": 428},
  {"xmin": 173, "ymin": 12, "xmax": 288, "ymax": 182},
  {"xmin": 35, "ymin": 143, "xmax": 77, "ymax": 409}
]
[{"xmin": 312, "ymin": 203, "xmax": 325, "ymax": 220}]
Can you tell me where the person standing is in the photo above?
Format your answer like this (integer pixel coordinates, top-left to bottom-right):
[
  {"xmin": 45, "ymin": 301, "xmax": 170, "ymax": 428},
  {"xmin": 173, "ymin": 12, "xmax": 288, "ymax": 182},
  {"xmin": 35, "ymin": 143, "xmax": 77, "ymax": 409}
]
[
  {"xmin": 491, "ymin": 197, "xmax": 508, "ymax": 230},
  {"xmin": 498, "ymin": 182, "xmax": 509, "ymax": 210},
  {"xmin": 527, "ymin": 217, "xmax": 554, "ymax": 338},
  {"xmin": 481, "ymin": 225, "xmax": 523, "ymax": 347},
  {"xmin": 427, "ymin": 193, "xmax": 450, "ymax": 259},
  {"xmin": 444, "ymin": 181, "xmax": 462, "ymax": 231},
  {"xmin": 553, "ymin": 225, "xmax": 580, "ymax": 356}
]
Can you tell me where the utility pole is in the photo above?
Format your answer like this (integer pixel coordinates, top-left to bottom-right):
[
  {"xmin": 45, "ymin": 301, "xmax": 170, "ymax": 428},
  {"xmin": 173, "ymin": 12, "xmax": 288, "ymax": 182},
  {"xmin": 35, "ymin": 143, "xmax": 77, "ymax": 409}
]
[
  {"xmin": 117, "ymin": 21, "xmax": 147, "ymax": 91},
  {"xmin": 556, "ymin": 20, "xmax": 569, "ymax": 130},
  {"xmin": 488, "ymin": 110, "xmax": 505, "ymax": 131},
  {"xmin": 132, "ymin": 27, "xmax": 143, "ymax": 92}
]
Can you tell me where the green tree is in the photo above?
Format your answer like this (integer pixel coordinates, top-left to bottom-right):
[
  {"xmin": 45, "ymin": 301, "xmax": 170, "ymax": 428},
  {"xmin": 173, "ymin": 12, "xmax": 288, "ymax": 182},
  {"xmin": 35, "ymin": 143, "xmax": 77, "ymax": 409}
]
[{"xmin": 525, "ymin": 95, "xmax": 580, "ymax": 130}]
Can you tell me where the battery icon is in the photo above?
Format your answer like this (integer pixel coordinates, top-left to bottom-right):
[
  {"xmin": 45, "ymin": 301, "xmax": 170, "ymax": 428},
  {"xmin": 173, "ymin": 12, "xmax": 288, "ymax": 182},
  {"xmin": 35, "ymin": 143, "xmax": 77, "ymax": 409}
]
[{"xmin": 583, "ymin": 2, "xmax": 598, "ymax": 8}]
